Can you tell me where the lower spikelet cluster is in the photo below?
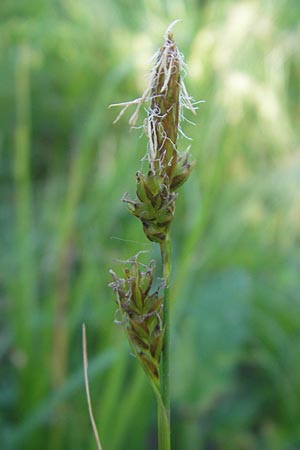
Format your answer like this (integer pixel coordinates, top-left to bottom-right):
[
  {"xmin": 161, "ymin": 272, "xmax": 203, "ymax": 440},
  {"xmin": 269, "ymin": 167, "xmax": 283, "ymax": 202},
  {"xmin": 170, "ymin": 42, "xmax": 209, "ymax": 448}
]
[{"xmin": 109, "ymin": 255, "xmax": 165, "ymax": 386}]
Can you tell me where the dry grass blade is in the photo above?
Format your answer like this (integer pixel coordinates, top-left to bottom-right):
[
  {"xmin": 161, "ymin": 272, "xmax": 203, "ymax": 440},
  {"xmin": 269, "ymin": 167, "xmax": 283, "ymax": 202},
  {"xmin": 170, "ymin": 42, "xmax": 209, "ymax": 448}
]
[{"xmin": 82, "ymin": 323, "xmax": 103, "ymax": 450}]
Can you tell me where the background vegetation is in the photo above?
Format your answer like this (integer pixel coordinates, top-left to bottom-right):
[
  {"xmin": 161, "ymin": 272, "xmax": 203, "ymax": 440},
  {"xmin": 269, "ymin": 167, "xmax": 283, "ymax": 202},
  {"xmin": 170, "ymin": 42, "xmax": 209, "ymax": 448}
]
[{"xmin": 1, "ymin": 0, "xmax": 300, "ymax": 449}]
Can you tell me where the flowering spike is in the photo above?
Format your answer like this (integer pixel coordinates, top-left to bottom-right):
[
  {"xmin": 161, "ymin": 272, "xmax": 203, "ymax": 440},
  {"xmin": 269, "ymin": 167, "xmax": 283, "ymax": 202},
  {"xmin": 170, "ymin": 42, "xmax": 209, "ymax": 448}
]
[{"xmin": 109, "ymin": 26, "xmax": 199, "ymax": 450}]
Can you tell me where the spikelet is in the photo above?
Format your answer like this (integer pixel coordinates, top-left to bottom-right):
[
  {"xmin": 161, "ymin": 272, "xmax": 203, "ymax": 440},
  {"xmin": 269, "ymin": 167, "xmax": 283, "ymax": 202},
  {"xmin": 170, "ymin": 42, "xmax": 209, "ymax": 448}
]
[{"xmin": 109, "ymin": 254, "xmax": 165, "ymax": 387}]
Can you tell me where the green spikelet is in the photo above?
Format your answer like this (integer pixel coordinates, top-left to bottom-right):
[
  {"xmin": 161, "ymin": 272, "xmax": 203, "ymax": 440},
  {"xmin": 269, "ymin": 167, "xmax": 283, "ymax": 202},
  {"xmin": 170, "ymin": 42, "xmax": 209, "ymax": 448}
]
[{"xmin": 109, "ymin": 255, "xmax": 165, "ymax": 387}]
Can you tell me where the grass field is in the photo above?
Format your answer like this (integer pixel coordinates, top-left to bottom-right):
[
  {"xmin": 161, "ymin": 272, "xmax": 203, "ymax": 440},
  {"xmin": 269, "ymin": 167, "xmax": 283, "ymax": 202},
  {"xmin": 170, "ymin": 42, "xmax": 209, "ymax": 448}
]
[{"xmin": 1, "ymin": 1, "xmax": 300, "ymax": 449}]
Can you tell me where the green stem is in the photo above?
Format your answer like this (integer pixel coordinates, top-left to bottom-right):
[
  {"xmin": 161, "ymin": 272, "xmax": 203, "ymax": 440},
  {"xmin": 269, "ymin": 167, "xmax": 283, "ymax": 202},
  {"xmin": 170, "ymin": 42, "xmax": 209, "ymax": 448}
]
[
  {"xmin": 153, "ymin": 381, "xmax": 170, "ymax": 450},
  {"xmin": 158, "ymin": 232, "xmax": 171, "ymax": 450}
]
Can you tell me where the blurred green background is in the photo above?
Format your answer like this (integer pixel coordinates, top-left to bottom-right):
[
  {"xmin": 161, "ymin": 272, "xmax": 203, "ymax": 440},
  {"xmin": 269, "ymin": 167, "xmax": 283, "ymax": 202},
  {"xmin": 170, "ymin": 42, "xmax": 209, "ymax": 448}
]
[{"xmin": 1, "ymin": 0, "xmax": 300, "ymax": 449}]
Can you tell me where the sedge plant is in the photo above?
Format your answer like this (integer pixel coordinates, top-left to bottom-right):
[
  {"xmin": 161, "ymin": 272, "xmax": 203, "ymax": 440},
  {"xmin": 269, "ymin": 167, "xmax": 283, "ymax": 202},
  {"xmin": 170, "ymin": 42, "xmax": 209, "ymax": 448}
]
[
  {"xmin": 102, "ymin": 21, "xmax": 198, "ymax": 450},
  {"xmin": 108, "ymin": 22, "xmax": 198, "ymax": 450}
]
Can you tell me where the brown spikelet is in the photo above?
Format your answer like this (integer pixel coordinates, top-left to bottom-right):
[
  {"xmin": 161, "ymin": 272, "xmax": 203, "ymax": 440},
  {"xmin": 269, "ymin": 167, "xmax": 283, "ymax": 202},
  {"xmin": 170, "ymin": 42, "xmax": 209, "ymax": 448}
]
[{"xmin": 148, "ymin": 33, "xmax": 181, "ymax": 177}]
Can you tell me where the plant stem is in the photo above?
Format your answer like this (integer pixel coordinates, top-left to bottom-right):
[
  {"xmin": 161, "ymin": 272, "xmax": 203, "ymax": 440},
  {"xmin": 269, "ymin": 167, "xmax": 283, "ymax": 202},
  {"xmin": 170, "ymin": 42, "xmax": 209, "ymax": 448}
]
[
  {"xmin": 158, "ymin": 232, "xmax": 171, "ymax": 450},
  {"xmin": 155, "ymin": 383, "xmax": 170, "ymax": 450}
]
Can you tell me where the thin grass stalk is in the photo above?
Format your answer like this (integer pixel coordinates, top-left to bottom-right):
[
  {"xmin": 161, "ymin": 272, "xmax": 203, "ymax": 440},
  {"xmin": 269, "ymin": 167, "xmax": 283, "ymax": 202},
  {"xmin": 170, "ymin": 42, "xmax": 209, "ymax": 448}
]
[{"xmin": 82, "ymin": 324, "xmax": 103, "ymax": 450}]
